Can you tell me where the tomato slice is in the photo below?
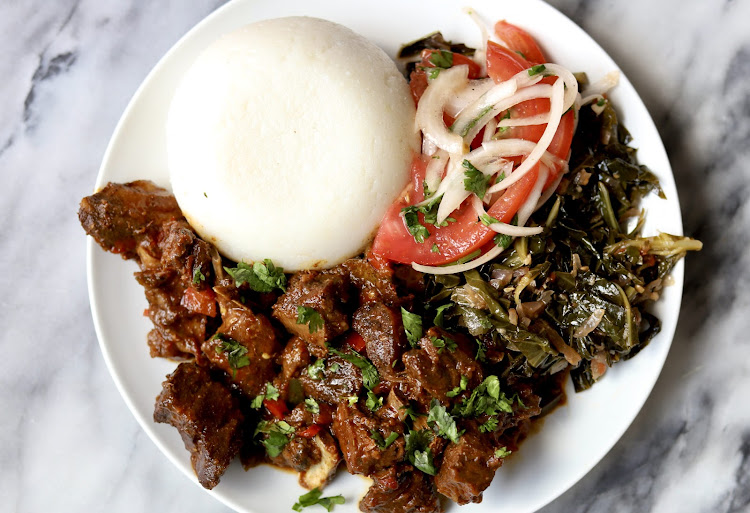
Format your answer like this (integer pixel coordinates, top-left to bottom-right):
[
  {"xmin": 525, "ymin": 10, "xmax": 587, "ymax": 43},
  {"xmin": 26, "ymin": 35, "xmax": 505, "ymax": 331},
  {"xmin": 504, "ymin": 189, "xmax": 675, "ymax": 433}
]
[
  {"xmin": 493, "ymin": 21, "xmax": 546, "ymax": 65},
  {"xmin": 370, "ymin": 157, "xmax": 539, "ymax": 265}
]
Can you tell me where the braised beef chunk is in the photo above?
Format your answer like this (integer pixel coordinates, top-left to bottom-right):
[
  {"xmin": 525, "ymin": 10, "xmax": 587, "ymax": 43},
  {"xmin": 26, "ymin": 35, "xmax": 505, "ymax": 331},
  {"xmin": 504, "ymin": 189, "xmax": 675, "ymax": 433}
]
[
  {"xmin": 202, "ymin": 290, "xmax": 281, "ymax": 397},
  {"xmin": 272, "ymin": 270, "xmax": 351, "ymax": 356},
  {"xmin": 154, "ymin": 362, "xmax": 244, "ymax": 490},
  {"xmin": 360, "ymin": 466, "xmax": 442, "ymax": 513},
  {"xmin": 299, "ymin": 355, "xmax": 363, "ymax": 404},
  {"xmin": 78, "ymin": 180, "xmax": 182, "ymax": 259},
  {"xmin": 278, "ymin": 336, "xmax": 311, "ymax": 382},
  {"xmin": 342, "ymin": 259, "xmax": 402, "ymax": 306},
  {"xmin": 433, "ymin": 424, "xmax": 501, "ymax": 505},
  {"xmin": 402, "ymin": 327, "xmax": 484, "ymax": 402},
  {"xmin": 353, "ymin": 302, "xmax": 408, "ymax": 375},
  {"xmin": 332, "ymin": 401, "xmax": 405, "ymax": 476},
  {"xmin": 81, "ymin": 182, "xmax": 217, "ymax": 362}
]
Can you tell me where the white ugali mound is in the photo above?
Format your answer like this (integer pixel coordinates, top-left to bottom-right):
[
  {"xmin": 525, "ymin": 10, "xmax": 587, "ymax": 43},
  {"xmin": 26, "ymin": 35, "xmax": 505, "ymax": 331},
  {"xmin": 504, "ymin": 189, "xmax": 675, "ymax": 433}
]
[{"xmin": 167, "ymin": 17, "xmax": 418, "ymax": 271}]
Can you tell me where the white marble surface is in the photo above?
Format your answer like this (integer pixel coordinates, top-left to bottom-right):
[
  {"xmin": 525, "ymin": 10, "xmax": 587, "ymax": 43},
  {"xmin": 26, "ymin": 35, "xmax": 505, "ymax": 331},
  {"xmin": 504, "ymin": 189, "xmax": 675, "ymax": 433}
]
[{"xmin": 1, "ymin": 0, "xmax": 748, "ymax": 512}]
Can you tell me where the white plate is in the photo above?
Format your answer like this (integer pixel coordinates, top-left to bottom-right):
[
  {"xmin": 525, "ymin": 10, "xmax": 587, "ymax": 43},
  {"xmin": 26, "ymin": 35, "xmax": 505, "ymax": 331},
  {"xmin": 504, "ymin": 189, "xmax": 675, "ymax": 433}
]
[{"xmin": 87, "ymin": 1, "xmax": 685, "ymax": 512}]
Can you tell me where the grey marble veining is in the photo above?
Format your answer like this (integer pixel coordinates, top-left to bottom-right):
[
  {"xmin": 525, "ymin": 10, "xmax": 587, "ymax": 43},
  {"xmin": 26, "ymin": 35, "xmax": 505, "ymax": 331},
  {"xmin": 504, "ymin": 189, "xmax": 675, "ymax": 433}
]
[{"xmin": 1, "ymin": 1, "xmax": 747, "ymax": 512}]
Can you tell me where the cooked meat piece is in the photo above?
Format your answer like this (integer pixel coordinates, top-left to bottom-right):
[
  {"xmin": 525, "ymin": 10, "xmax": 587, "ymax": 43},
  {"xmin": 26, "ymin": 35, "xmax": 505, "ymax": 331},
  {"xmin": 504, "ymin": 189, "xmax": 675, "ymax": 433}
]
[
  {"xmin": 270, "ymin": 431, "xmax": 341, "ymax": 489},
  {"xmin": 136, "ymin": 266, "xmax": 207, "ymax": 359},
  {"xmin": 332, "ymin": 401, "xmax": 405, "ymax": 476},
  {"xmin": 342, "ymin": 258, "xmax": 402, "ymax": 306},
  {"xmin": 402, "ymin": 327, "xmax": 484, "ymax": 403},
  {"xmin": 360, "ymin": 466, "xmax": 442, "ymax": 513},
  {"xmin": 202, "ymin": 290, "xmax": 281, "ymax": 397},
  {"xmin": 78, "ymin": 180, "xmax": 182, "ymax": 260},
  {"xmin": 353, "ymin": 302, "xmax": 408, "ymax": 375},
  {"xmin": 272, "ymin": 270, "xmax": 351, "ymax": 356},
  {"xmin": 81, "ymin": 182, "xmax": 218, "ymax": 361},
  {"xmin": 278, "ymin": 336, "xmax": 312, "ymax": 382},
  {"xmin": 299, "ymin": 355, "xmax": 363, "ymax": 404},
  {"xmin": 433, "ymin": 424, "xmax": 501, "ymax": 505},
  {"xmin": 153, "ymin": 362, "xmax": 244, "ymax": 490}
]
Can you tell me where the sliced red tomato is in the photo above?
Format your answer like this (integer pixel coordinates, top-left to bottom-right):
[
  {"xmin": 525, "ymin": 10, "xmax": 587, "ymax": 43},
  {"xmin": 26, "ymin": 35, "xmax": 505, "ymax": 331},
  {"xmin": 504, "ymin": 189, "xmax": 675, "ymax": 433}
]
[
  {"xmin": 370, "ymin": 156, "xmax": 539, "ymax": 265},
  {"xmin": 180, "ymin": 287, "xmax": 217, "ymax": 317},
  {"xmin": 297, "ymin": 424, "xmax": 323, "ymax": 438},
  {"xmin": 494, "ymin": 21, "xmax": 546, "ymax": 65},
  {"xmin": 263, "ymin": 399, "xmax": 289, "ymax": 420}
]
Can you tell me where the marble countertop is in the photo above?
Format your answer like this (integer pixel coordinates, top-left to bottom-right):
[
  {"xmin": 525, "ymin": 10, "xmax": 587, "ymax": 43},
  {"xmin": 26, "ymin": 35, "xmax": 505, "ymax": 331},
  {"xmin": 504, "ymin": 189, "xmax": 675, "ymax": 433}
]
[{"xmin": 2, "ymin": 0, "xmax": 748, "ymax": 512}]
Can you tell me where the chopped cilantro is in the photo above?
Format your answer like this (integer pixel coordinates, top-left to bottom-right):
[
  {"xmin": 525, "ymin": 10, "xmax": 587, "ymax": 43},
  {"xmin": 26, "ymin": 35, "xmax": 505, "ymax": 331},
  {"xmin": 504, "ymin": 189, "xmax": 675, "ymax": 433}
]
[
  {"xmin": 307, "ymin": 359, "xmax": 325, "ymax": 380},
  {"xmin": 446, "ymin": 375, "xmax": 469, "ymax": 398},
  {"xmin": 250, "ymin": 394, "xmax": 264, "ymax": 409},
  {"xmin": 401, "ymin": 308, "xmax": 423, "ymax": 348},
  {"xmin": 429, "ymin": 335, "xmax": 457, "ymax": 353},
  {"xmin": 494, "ymin": 233, "xmax": 512, "ymax": 249},
  {"xmin": 429, "ymin": 50, "xmax": 453, "ymax": 68},
  {"xmin": 328, "ymin": 347, "xmax": 379, "ymax": 390},
  {"xmin": 296, "ymin": 306, "xmax": 324, "ymax": 334},
  {"xmin": 366, "ymin": 390, "xmax": 383, "ymax": 411},
  {"xmin": 528, "ymin": 64, "xmax": 546, "ymax": 76},
  {"xmin": 480, "ymin": 213, "xmax": 500, "ymax": 226},
  {"xmin": 255, "ymin": 420, "xmax": 295, "ymax": 458},
  {"xmin": 427, "ymin": 399, "xmax": 463, "ymax": 443},
  {"xmin": 495, "ymin": 446, "xmax": 512, "ymax": 458},
  {"xmin": 305, "ymin": 398, "xmax": 320, "ymax": 414},
  {"xmin": 192, "ymin": 267, "xmax": 205, "ymax": 285},
  {"xmin": 463, "ymin": 159, "xmax": 492, "ymax": 200},
  {"xmin": 224, "ymin": 259, "xmax": 286, "ymax": 292},
  {"xmin": 292, "ymin": 488, "xmax": 345, "ymax": 512},
  {"xmin": 455, "ymin": 375, "xmax": 514, "ymax": 418},
  {"xmin": 264, "ymin": 383, "xmax": 279, "ymax": 401},
  {"xmin": 370, "ymin": 429, "xmax": 399, "ymax": 450},
  {"xmin": 347, "ymin": 396, "xmax": 358, "ymax": 406},
  {"xmin": 402, "ymin": 207, "xmax": 431, "ymax": 243},
  {"xmin": 456, "ymin": 105, "xmax": 494, "ymax": 137},
  {"xmin": 405, "ymin": 429, "xmax": 436, "ymax": 475},
  {"xmin": 596, "ymin": 97, "xmax": 606, "ymax": 107},
  {"xmin": 431, "ymin": 243, "xmax": 440, "ymax": 254},
  {"xmin": 400, "ymin": 405, "xmax": 425, "ymax": 422},
  {"xmin": 479, "ymin": 416, "xmax": 499, "ymax": 433},
  {"xmin": 212, "ymin": 334, "xmax": 249, "ymax": 377}
]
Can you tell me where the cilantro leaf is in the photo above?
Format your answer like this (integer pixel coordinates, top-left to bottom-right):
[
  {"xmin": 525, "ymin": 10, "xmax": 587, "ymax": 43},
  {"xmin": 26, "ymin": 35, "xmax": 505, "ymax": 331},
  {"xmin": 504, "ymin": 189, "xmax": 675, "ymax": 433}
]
[
  {"xmin": 297, "ymin": 306, "xmax": 324, "ymax": 334},
  {"xmin": 307, "ymin": 359, "xmax": 325, "ymax": 380},
  {"xmin": 494, "ymin": 233, "xmax": 512, "ymax": 249},
  {"xmin": 427, "ymin": 399, "xmax": 464, "ymax": 443},
  {"xmin": 401, "ymin": 194, "xmax": 445, "ymax": 244},
  {"xmin": 528, "ymin": 64, "xmax": 546, "ymax": 76},
  {"xmin": 328, "ymin": 348, "xmax": 380, "ymax": 390},
  {"xmin": 255, "ymin": 420, "xmax": 295, "ymax": 458},
  {"xmin": 455, "ymin": 105, "xmax": 494, "ymax": 137},
  {"xmin": 370, "ymin": 430, "xmax": 399, "ymax": 450},
  {"xmin": 463, "ymin": 159, "xmax": 492, "ymax": 200},
  {"xmin": 304, "ymin": 398, "xmax": 320, "ymax": 414},
  {"xmin": 192, "ymin": 267, "xmax": 205, "ymax": 285},
  {"xmin": 224, "ymin": 259, "xmax": 286, "ymax": 292},
  {"xmin": 401, "ymin": 308, "xmax": 423, "ymax": 348},
  {"xmin": 480, "ymin": 213, "xmax": 500, "ymax": 226},
  {"xmin": 212, "ymin": 334, "xmax": 249, "ymax": 376},
  {"xmin": 429, "ymin": 335, "xmax": 457, "ymax": 353},
  {"xmin": 366, "ymin": 390, "xmax": 383, "ymax": 411},
  {"xmin": 405, "ymin": 429, "xmax": 436, "ymax": 475},
  {"xmin": 479, "ymin": 416, "xmax": 499, "ymax": 433},
  {"xmin": 264, "ymin": 383, "xmax": 280, "ymax": 401},
  {"xmin": 495, "ymin": 446, "xmax": 512, "ymax": 458},
  {"xmin": 431, "ymin": 243, "xmax": 440, "ymax": 254},
  {"xmin": 446, "ymin": 375, "xmax": 469, "ymax": 398},
  {"xmin": 456, "ymin": 375, "xmax": 514, "ymax": 418},
  {"xmin": 292, "ymin": 488, "xmax": 345, "ymax": 512},
  {"xmin": 250, "ymin": 394, "xmax": 264, "ymax": 409},
  {"xmin": 429, "ymin": 50, "xmax": 453, "ymax": 68}
]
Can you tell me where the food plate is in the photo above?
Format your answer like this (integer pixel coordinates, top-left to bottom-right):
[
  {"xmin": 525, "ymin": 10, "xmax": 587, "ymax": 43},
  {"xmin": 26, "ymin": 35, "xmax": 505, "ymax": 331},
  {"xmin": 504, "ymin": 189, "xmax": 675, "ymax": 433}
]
[{"xmin": 86, "ymin": 0, "xmax": 684, "ymax": 512}]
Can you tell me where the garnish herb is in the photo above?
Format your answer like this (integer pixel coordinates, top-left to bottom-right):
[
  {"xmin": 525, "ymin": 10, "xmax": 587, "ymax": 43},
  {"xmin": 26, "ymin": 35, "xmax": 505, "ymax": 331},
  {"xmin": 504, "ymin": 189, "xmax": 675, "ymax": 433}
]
[
  {"xmin": 429, "ymin": 335, "xmax": 457, "ymax": 353},
  {"xmin": 328, "ymin": 347, "xmax": 380, "ymax": 390},
  {"xmin": 366, "ymin": 390, "xmax": 383, "ymax": 411},
  {"xmin": 495, "ymin": 447, "xmax": 512, "ymax": 458},
  {"xmin": 255, "ymin": 420, "xmax": 295, "ymax": 458},
  {"xmin": 429, "ymin": 50, "xmax": 453, "ymax": 68},
  {"xmin": 431, "ymin": 243, "xmax": 440, "ymax": 254},
  {"xmin": 427, "ymin": 399, "xmax": 464, "ymax": 443},
  {"xmin": 192, "ymin": 267, "xmax": 205, "ymax": 285},
  {"xmin": 405, "ymin": 429, "xmax": 436, "ymax": 475},
  {"xmin": 479, "ymin": 417, "xmax": 499, "ymax": 433},
  {"xmin": 297, "ymin": 306, "xmax": 324, "ymax": 334},
  {"xmin": 292, "ymin": 488, "xmax": 345, "ymax": 512},
  {"xmin": 401, "ymin": 194, "xmax": 447, "ymax": 244},
  {"xmin": 528, "ymin": 64, "xmax": 546, "ymax": 76},
  {"xmin": 224, "ymin": 259, "xmax": 286, "ymax": 292},
  {"xmin": 433, "ymin": 303, "xmax": 453, "ymax": 327},
  {"xmin": 463, "ymin": 160, "xmax": 492, "ymax": 200},
  {"xmin": 305, "ymin": 398, "xmax": 320, "ymax": 414},
  {"xmin": 494, "ymin": 233, "xmax": 512, "ymax": 249},
  {"xmin": 370, "ymin": 430, "xmax": 399, "ymax": 450},
  {"xmin": 251, "ymin": 382, "xmax": 280, "ymax": 408},
  {"xmin": 401, "ymin": 308, "xmax": 423, "ymax": 347},
  {"xmin": 456, "ymin": 105, "xmax": 494, "ymax": 137},
  {"xmin": 212, "ymin": 334, "xmax": 249, "ymax": 377},
  {"xmin": 307, "ymin": 359, "xmax": 325, "ymax": 380},
  {"xmin": 480, "ymin": 214, "xmax": 500, "ymax": 227},
  {"xmin": 446, "ymin": 375, "xmax": 469, "ymax": 398},
  {"xmin": 455, "ymin": 375, "xmax": 514, "ymax": 418},
  {"xmin": 347, "ymin": 396, "xmax": 358, "ymax": 406}
]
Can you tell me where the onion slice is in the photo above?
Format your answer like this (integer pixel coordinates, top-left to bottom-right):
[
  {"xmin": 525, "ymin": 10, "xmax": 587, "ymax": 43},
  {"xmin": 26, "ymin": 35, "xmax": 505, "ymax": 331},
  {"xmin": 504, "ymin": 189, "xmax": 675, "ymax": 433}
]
[{"xmin": 416, "ymin": 66, "xmax": 470, "ymax": 154}]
